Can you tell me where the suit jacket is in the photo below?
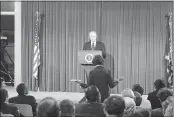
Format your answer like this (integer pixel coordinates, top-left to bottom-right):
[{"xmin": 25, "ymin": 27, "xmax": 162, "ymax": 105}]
[
  {"xmin": 151, "ymin": 108, "xmax": 164, "ymax": 117},
  {"xmin": 147, "ymin": 90, "xmax": 162, "ymax": 109},
  {"xmin": 1, "ymin": 103, "xmax": 20, "ymax": 117},
  {"xmin": 8, "ymin": 95, "xmax": 37, "ymax": 116},
  {"xmin": 83, "ymin": 41, "xmax": 106, "ymax": 59},
  {"xmin": 75, "ymin": 102, "xmax": 105, "ymax": 117},
  {"xmin": 81, "ymin": 66, "xmax": 117, "ymax": 102}
]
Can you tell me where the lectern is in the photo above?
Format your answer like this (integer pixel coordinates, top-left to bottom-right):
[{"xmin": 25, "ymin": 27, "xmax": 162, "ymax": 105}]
[{"xmin": 78, "ymin": 50, "xmax": 102, "ymax": 83}]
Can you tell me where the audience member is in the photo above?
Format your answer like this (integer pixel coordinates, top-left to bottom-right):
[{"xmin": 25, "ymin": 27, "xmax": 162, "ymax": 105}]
[
  {"xmin": 103, "ymin": 95, "xmax": 125, "ymax": 117},
  {"xmin": 134, "ymin": 91, "xmax": 142, "ymax": 106},
  {"xmin": 151, "ymin": 88, "xmax": 173, "ymax": 117},
  {"xmin": 163, "ymin": 96, "xmax": 173, "ymax": 117},
  {"xmin": 123, "ymin": 97, "xmax": 136, "ymax": 117},
  {"xmin": 8, "ymin": 83, "xmax": 37, "ymax": 116},
  {"xmin": 147, "ymin": 79, "xmax": 165, "ymax": 109},
  {"xmin": 79, "ymin": 55, "xmax": 123, "ymax": 102},
  {"xmin": 37, "ymin": 97, "xmax": 60, "ymax": 117},
  {"xmin": 75, "ymin": 85, "xmax": 105, "ymax": 117},
  {"xmin": 0, "ymin": 89, "xmax": 20, "ymax": 117},
  {"xmin": 132, "ymin": 84, "xmax": 151, "ymax": 109},
  {"xmin": 60, "ymin": 99, "xmax": 75, "ymax": 117},
  {"xmin": 121, "ymin": 88, "xmax": 135, "ymax": 99}
]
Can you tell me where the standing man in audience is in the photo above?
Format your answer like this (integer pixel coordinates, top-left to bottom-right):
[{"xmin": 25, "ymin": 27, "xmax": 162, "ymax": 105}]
[
  {"xmin": 83, "ymin": 31, "xmax": 106, "ymax": 59},
  {"xmin": 79, "ymin": 55, "xmax": 123, "ymax": 102}
]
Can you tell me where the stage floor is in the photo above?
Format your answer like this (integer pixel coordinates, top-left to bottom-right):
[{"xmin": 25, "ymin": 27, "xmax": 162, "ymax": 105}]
[{"xmin": 3, "ymin": 86, "xmax": 148, "ymax": 103}]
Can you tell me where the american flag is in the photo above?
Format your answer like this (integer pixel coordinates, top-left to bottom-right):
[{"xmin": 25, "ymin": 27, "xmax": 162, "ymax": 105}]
[
  {"xmin": 164, "ymin": 13, "xmax": 173, "ymax": 88},
  {"xmin": 33, "ymin": 11, "xmax": 41, "ymax": 80}
]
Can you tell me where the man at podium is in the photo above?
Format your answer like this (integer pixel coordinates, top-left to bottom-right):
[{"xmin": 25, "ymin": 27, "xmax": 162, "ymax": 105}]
[{"xmin": 83, "ymin": 31, "xmax": 106, "ymax": 59}]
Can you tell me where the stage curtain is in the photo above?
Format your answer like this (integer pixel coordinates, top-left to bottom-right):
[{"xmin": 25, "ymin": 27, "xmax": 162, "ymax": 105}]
[{"xmin": 21, "ymin": 1, "xmax": 172, "ymax": 94}]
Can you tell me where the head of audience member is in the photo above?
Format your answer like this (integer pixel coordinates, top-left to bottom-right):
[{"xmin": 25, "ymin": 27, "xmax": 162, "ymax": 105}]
[
  {"xmin": 157, "ymin": 88, "xmax": 173, "ymax": 110},
  {"xmin": 153, "ymin": 79, "xmax": 165, "ymax": 91},
  {"xmin": 121, "ymin": 88, "xmax": 135, "ymax": 99},
  {"xmin": 89, "ymin": 31, "xmax": 97, "ymax": 42},
  {"xmin": 85, "ymin": 85, "xmax": 101, "ymax": 103},
  {"xmin": 103, "ymin": 95, "xmax": 125, "ymax": 117},
  {"xmin": 123, "ymin": 97, "xmax": 136, "ymax": 117},
  {"xmin": 16, "ymin": 82, "xmax": 28, "ymax": 96},
  {"xmin": 132, "ymin": 84, "xmax": 144, "ymax": 95},
  {"xmin": 59, "ymin": 99, "xmax": 75, "ymax": 117},
  {"xmin": 92, "ymin": 55, "xmax": 104, "ymax": 66},
  {"xmin": 0, "ymin": 89, "xmax": 8, "ymax": 104},
  {"xmin": 37, "ymin": 97, "xmax": 60, "ymax": 117},
  {"xmin": 134, "ymin": 91, "xmax": 142, "ymax": 106}
]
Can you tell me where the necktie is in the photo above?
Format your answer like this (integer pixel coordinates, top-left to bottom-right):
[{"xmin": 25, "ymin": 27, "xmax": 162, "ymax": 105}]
[{"xmin": 92, "ymin": 42, "xmax": 95, "ymax": 50}]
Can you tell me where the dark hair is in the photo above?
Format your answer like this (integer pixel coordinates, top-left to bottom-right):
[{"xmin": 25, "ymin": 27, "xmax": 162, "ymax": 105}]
[
  {"xmin": 132, "ymin": 84, "xmax": 144, "ymax": 95},
  {"xmin": 92, "ymin": 55, "xmax": 104, "ymax": 66},
  {"xmin": 157, "ymin": 88, "xmax": 173, "ymax": 103},
  {"xmin": 103, "ymin": 95, "xmax": 125, "ymax": 116},
  {"xmin": 154, "ymin": 79, "xmax": 165, "ymax": 90},
  {"xmin": 59, "ymin": 99, "xmax": 75, "ymax": 116},
  {"xmin": 134, "ymin": 91, "xmax": 142, "ymax": 106},
  {"xmin": 37, "ymin": 97, "xmax": 60, "ymax": 117},
  {"xmin": 16, "ymin": 83, "xmax": 28, "ymax": 96},
  {"xmin": 0, "ymin": 89, "xmax": 8, "ymax": 103},
  {"xmin": 85, "ymin": 85, "xmax": 101, "ymax": 103}
]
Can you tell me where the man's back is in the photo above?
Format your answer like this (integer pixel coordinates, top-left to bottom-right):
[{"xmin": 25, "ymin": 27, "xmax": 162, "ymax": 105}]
[
  {"xmin": 75, "ymin": 103, "xmax": 105, "ymax": 117},
  {"xmin": 1, "ymin": 103, "xmax": 20, "ymax": 117},
  {"xmin": 89, "ymin": 66, "xmax": 115, "ymax": 102},
  {"xmin": 8, "ymin": 95, "xmax": 37, "ymax": 115}
]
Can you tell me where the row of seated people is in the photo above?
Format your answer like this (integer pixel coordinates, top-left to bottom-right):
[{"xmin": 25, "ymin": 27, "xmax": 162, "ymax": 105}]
[{"xmin": 0, "ymin": 79, "xmax": 173, "ymax": 117}]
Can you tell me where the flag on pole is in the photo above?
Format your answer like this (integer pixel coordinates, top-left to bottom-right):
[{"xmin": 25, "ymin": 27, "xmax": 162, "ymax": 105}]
[
  {"xmin": 32, "ymin": 11, "xmax": 41, "ymax": 82},
  {"xmin": 164, "ymin": 13, "xmax": 173, "ymax": 88}
]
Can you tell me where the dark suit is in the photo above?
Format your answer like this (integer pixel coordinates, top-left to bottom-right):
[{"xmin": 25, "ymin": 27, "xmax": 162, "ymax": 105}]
[
  {"xmin": 81, "ymin": 66, "xmax": 117, "ymax": 102},
  {"xmin": 8, "ymin": 95, "xmax": 37, "ymax": 116},
  {"xmin": 147, "ymin": 90, "xmax": 162, "ymax": 109},
  {"xmin": 83, "ymin": 41, "xmax": 106, "ymax": 59},
  {"xmin": 151, "ymin": 108, "xmax": 164, "ymax": 117},
  {"xmin": 75, "ymin": 102, "xmax": 105, "ymax": 117},
  {"xmin": 1, "ymin": 103, "xmax": 20, "ymax": 117}
]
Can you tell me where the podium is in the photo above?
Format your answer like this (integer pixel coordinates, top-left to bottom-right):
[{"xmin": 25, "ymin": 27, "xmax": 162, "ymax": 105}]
[{"xmin": 78, "ymin": 50, "xmax": 102, "ymax": 83}]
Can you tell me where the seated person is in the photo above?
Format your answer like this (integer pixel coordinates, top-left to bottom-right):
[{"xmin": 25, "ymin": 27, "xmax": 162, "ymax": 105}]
[
  {"xmin": 0, "ymin": 89, "xmax": 20, "ymax": 117},
  {"xmin": 59, "ymin": 99, "xmax": 75, "ymax": 117},
  {"xmin": 121, "ymin": 88, "xmax": 135, "ymax": 99},
  {"xmin": 37, "ymin": 97, "xmax": 60, "ymax": 117},
  {"xmin": 147, "ymin": 79, "xmax": 165, "ymax": 109},
  {"xmin": 75, "ymin": 85, "xmax": 105, "ymax": 117},
  {"xmin": 132, "ymin": 84, "xmax": 151, "ymax": 109},
  {"xmin": 8, "ymin": 83, "xmax": 37, "ymax": 116},
  {"xmin": 123, "ymin": 97, "xmax": 136, "ymax": 117},
  {"xmin": 103, "ymin": 95, "xmax": 125, "ymax": 117},
  {"xmin": 151, "ymin": 88, "xmax": 173, "ymax": 117}
]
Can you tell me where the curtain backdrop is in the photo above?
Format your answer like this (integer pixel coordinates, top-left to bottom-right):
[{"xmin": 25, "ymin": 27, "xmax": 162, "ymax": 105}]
[{"xmin": 21, "ymin": 1, "xmax": 173, "ymax": 94}]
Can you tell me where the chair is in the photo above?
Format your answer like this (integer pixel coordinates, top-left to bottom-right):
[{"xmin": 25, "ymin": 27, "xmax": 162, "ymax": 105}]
[{"xmin": 11, "ymin": 103, "xmax": 33, "ymax": 117}]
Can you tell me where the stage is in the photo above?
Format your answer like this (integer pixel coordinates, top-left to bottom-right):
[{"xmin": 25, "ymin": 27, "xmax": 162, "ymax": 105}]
[{"xmin": 3, "ymin": 86, "xmax": 148, "ymax": 103}]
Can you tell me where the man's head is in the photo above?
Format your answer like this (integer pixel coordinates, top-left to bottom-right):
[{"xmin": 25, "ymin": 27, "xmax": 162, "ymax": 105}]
[
  {"xmin": 89, "ymin": 31, "xmax": 97, "ymax": 42},
  {"xmin": 0, "ymin": 89, "xmax": 8, "ymax": 104},
  {"xmin": 37, "ymin": 97, "xmax": 60, "ymax": 117},
  {"xmin": 154, "ymin": 79, "xmax": 165, "ymax": 90},
  {"xmin": 121, "ymin": 88, "xmax": 135, "ymax": 99},
  {"xmin": 123, "ymin": 97, "xmax": 136, "ymax": 117},
  {"xmin": 59, "ymin": 99, "xmax": 75, "ymax": 117},
  {"xmin": 16, "ymin": 83, "xmax": 28, "ymax": 96},
  {"xmin": 134, "ymin": 91, "xmax": 142, "ymax": 106},
  {"xmin": 85, "ymin": 85, "xmax": 101, "ymax": 103},
  {"xmin": 103, "ymin": 95, "xmax": 125, "ymax": 116},
  {"xmin": 92, "ymin": 55, "xmax": 104, "ymax": 66},
  {"xmin": 132, "ymin": 84, "xmax": 144, "ymax": 95},
  {"xmin": 157, "ymin": 88, "xmax": 173, "ymax": 103}
]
